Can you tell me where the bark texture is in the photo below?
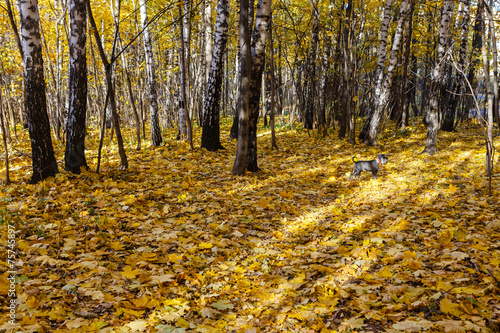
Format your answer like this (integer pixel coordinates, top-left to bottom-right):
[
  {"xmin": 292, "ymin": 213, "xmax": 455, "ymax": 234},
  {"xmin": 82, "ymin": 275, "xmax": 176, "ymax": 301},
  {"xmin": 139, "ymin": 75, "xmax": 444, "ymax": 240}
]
[
  {"xmin": 442, "ymin": 0, "xmax": 471, "ymax": 131},
  {"xmin": 140, "ymin": 0, "xmax": 162, "ymax": 146},
  {"xmin": 247, "ymin": 0, "xmax": 272, "ymax": 172},
  {"xmin": 201, "ymin": 0, "xmax": 230, "ymax": 151},
  {"xmin": 364, "ymin": 0, "xmax": 410, "ymax": 146},
  {"xmin": 19, "ymin": 0, "xmax": 59, "ymax": 183},
  {"xmin": 358, "ymin": 0, "xmax": 392, "ymax": 140},
  {"xmin": 232, "ymin": 0, "xmax": 251, "ymax": 175},
  {"xmin": 423, "ymin": 0, "xmax": 454, "ymax": 155},
  {"xmin": 65, "ymin": 0, "xmax": 88, "ymax": 174}
]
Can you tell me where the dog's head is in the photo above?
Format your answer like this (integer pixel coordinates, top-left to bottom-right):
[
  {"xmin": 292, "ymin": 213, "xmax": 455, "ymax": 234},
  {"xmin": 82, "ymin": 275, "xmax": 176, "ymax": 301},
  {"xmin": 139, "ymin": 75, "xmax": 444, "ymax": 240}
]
[{"xmin": 377, "ymin": 154, "xmax": 388, "ymax": 165}]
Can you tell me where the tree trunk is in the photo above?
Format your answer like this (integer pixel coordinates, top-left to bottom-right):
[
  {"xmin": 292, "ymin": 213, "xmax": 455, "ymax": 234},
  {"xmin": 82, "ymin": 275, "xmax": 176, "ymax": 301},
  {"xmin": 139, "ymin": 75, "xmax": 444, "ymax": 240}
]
[
  {"xmin": 140, "ymin": 0, "xmax": 162, "ymax": 146},
  {"xmin": 18, "ymin": 0, "xmax": 59, "ymax": 183},
  {"xmin": 65, "ymin": 0, "xmax": 88, "ymax": 174},
  {"xmin": 246, "ymin": 0, "xmax": 272, "ymax": 172},
  {"xmin": 0, "ymin": 88, "xmax": 10, "ymax": 184},
  {"xmin": 304, "ymin": 7, "xmax": 319, "ymax": 130},
  {"xmin": 481, "ymin": 2, "xmax": 495, "ymax": 188},
  {"xmin": 358, "ymin": 0, "xmax": 392, "ymax": 140},
  {"xmin": 232, "ymin": 0, "xmax": 251, "ymax": 175},
  {"xmin": 201, "ymin": 0, "xmax": 230, "ymax": 151},
  {"xmin": 178, "ymin": 3, "xmax": 194, "ymax": 149},
  {"xmin": 422, "ymin": 0, "xmax": 454, "ymax": 155},
  {"xmin": 465, "ymin": 1, "xmax": 484, "ymax": 122},
  {"xmin": 395, "ymin": 0, "xmax": 415, "ymax": 134},
  {"xmin": 87, "ymin": 0, "xmax": 128, "ymax": 170},
  {"xmin": 364, "ymin": 0, "xmax": 410, "ymax": 146},
  {"xmin": 442, "ymin": 0, "xmax": 471, "ymax": 132},
  {"xmin": 269, "ymin": 17, "xmax": 278, "ymax": 149}
]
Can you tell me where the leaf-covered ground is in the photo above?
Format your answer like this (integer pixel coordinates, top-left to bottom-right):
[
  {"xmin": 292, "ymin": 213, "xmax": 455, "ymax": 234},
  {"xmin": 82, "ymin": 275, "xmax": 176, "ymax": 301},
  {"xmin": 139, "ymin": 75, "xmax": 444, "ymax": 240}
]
[{"xmin": 1, "ymin": 120, "xmax": 500, "ymax": 333}]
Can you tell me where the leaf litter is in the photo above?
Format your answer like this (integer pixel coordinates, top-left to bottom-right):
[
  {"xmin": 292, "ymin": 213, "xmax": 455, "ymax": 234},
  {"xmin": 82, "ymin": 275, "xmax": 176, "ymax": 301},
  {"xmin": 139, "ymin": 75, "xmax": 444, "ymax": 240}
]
[{"xmin": 0, "ymin": 121, "xmax": 499, "ymax": 332}]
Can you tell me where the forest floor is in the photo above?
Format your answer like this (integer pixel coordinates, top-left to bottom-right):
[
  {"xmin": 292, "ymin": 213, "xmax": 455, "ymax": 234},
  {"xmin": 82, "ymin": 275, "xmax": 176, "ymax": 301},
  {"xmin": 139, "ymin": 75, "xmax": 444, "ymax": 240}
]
[{"xmin": 0, "ymin": 119, "xmax": 499, "ymax": 333}]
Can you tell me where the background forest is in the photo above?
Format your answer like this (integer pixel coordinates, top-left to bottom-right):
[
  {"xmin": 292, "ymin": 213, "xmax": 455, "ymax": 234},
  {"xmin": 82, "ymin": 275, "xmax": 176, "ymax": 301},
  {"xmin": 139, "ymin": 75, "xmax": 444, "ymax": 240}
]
[{"xmin": 0, "ymin": 0, "xmax": 500, "ymax": 332}]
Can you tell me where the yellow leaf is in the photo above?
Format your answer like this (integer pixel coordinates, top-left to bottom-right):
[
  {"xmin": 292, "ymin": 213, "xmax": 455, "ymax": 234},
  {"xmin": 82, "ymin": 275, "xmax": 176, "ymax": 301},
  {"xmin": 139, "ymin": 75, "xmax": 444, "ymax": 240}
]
[
  {"xmin": 199, "ymin": 242, "xmax": 213, "ymax": 249},
  {"xmin": 111, "ymin": 241, "xmax": 125, "ymax": 251},
  {"xmin": 168, "ymin": 253, "xmax": 183, "ymax": 263},
  {"xmin": 376, "ymin": 266, "xmax": 393, "ymax": 278},
  {"xmin": 0, "ymin": 275, "xmax": 11, "ymax": 295},
  {"xmin": 440, "ymin": 298, "xmax": 461, "ymax": 317},
  {"xmin": 176, "ymin": 317, "xmax": 189, "ymax": 328},
  {"xmin": 279, "ymin": 191, "xmax": 292, "ymax": 198},
  {"xmin": 339, "ymin": 317, "xmax": 365, "ymax": 330},
  {"xmin": 121, "ymin": 266, "xmax": 139, "ymax": 279}
]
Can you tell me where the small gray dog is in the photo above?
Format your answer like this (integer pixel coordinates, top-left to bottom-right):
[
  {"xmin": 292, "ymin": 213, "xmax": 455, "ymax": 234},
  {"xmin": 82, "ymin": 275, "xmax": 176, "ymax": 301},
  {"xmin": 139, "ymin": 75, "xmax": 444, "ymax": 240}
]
[{"xmin": 349, "ymin": 154, "xmax": 388, "ymax": 180}]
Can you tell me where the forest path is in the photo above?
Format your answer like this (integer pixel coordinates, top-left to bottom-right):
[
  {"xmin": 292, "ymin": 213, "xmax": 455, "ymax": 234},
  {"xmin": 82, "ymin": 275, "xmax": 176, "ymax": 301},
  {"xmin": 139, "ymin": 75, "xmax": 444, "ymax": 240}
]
[{"xmin": 0, "ymin": 121, "xmax": 499, "ymax": 332}]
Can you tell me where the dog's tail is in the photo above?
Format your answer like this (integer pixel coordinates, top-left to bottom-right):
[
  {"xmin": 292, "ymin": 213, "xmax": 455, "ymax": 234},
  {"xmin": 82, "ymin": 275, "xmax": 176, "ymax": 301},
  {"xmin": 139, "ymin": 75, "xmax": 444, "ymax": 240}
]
[{"xmin": 352, "ymin": 157, "xmax": 358, "ymax": 162}]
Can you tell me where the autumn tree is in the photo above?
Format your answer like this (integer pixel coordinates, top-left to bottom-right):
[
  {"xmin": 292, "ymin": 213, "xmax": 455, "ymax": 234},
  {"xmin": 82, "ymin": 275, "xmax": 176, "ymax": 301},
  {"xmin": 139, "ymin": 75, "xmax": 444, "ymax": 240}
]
[
  {"xmin": 140, "ymin": 0, "xmax": 162, "ymax": 146},
  {"xmin": 422, "ymin": 0, "xmax": 454, "ymax": 155},
  {"xmin": 201, "ymin": 0, "xmax": 230, "ymax": 151},
  {"xmin": 65, "ymin": 0, "xmax": 88, "ymax": 174},
  {"xmin": 232, "ymin": 0, "xmax": 251, "ymax": 175},
  {"xmin": 18, "ymin": 0, "xmax": 59, "ymax": 183},
  {"xmin": 87, "ymin": 0, "xmax": 128, "ymax": 170},
  {"xmin": 361, "ymin": 0, "xmax": 411, "ymax": 146},
  {"xmin": 246, "ymin": 0, "xmax": 272, "ymax": 172}
]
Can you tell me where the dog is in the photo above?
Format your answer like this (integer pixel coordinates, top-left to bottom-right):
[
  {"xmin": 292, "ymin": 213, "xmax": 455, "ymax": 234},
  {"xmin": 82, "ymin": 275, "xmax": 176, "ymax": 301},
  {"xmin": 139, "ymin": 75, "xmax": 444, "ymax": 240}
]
[{"xmin": 349, "ymin": 154, "xmax": 388, "ymax": 180}]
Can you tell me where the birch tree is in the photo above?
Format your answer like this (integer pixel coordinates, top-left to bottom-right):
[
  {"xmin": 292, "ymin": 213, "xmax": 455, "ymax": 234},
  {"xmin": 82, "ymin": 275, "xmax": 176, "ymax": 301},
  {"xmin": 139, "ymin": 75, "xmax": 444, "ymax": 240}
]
[
  {"xmin": 358, "ymin": 0, "xmax": 392, "ymax": 141},
  {"xmin": 232, "ymin": 0, "xmax": 251, "ymax": 175},
  {"xmin": 422, "ymin": 0, "xmax": 454, "ymax": 155},
  {"xmin": 65, "ymin": 0, "xmax": 88, "ymax": 174},
  {"xmin": 18, "ymin": 0, "xmax": 59, "ymax": 183},
  {"xmin": 247, "ymin": 0, "xmax": 272, "ymax": 172},
  {"xmin": 201, "ymin": 0, "xmax": 230, "ymax": 151},
  {"xmin": 363, "ymin": 0, "xmax": 411, "ymax": 146},
  {"xmin": 304, "ymin": 5, "xmax": 319, "ymax": 130},
  {"xmin": 87, "ymin": 0, "xmax": 128, "ymax": 170},
  {"xmin": 140, "ymin": 0, "xmax": 162, "ymax": 146},
  {"xmin": 442, "ymin": 0, "xmax": 471, "ymax": 132}
]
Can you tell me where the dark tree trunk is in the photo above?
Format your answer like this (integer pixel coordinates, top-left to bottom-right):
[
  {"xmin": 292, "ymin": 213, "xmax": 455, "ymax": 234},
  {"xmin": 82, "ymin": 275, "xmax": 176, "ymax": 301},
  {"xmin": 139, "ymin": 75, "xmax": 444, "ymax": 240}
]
[
  {"xmin": 232, "ymin": 0, "xmax": 251, "ymax": 175},
  {"xmin": 442, "ymin": 0, "xmax": 471, "ymax": 132},
  {"xmin": 422, "ymin": 0, "xmax": 454, "ymax": 155},
  {"xmin": 246, "ymin": 0, "xmax": 272, "ymax": 172},
  {"xmin": 19, "ymin": 0, "xmax": 59, "ymax": 183},
  {"xmin": 304, "ymin": 9, "xmax": 319, "ymax": 130},
  {"xmin": 201, "ymin": 0, "xmax": 230, "ymax": 151},
  {"xmin": 65, "ymin": 0, "xmax": 88, "ymax": 174},
  {"xmin": 465, "ymin": 1, "xmax": 484, "ymax": 122}
]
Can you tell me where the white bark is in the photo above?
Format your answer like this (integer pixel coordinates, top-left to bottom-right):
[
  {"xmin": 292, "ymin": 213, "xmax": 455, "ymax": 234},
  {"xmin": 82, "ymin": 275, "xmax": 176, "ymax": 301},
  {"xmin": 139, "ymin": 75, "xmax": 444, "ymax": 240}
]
[
  {"xmin": 373, "ymin": 0, "xmax": 393, "ymax": 96},
  {"xmin": 423, "ymin": 0, "xmax": 454, "ymax": 154},
  {"xmin": 204, "ymin": 0, "xmax": 213, "ymax": 83},
  {"xmin": 140, "ymin": 0, "xmax": 162, "ymax": 146},
  {"xmin": 365, "ymin": 0, "xmax": 410, "ymax": 145}
]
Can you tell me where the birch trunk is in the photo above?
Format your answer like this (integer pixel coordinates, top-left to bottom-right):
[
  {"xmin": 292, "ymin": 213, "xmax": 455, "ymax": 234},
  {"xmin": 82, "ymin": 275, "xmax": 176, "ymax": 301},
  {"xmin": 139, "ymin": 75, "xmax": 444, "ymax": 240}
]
[
  {"xmin": 18, "ymin": 0, "xmax": 59, "ymax": 183},
  {"xmin": 364, "ymin": 0, "xmax": 410, "ymax": 145},
  {"xmin": 247, "ymin": 0, "xmax": 272, "ymax": 172},
  {"xmin": 140, "ymin": 0, "xmax": 162, "ymax": 146},
  {"xmin": 201, "ymin": 0, "xmax": 230, "ymax": 151},
  {"xmin": 304, "ymin": 8, "xmax": 319, "ymax": 130},
  {"xmin": 178, "ymin": 3, "xmax": 194, "ymax": 149},
  {"xmin": 482, "ymin": 2, "xmax": 495, "ymax": 189},
  {"xmin": 358, "ymin": 0, "xmax": 392, "ymax": 140},
  {"xmin": 422, "ymin": 0, "xmax": 454, "ymax": 155},
  {"xmin": 232, "ymin": 0, "xmax": 251, "ymax": 175},
  {"xmin": 65, "ymin": 0, "xmax": 88, "ymax": 174},
  {"xmin": 442, "ymin": 0, "xmax": 471, "ymax": 131},
  {"xmin": 0, "ymin": 88, "xmax": 10, "ymax": 184},
  {"xmin": 87, "ymin": 0, "xmax": 128, "ymax": 170}
]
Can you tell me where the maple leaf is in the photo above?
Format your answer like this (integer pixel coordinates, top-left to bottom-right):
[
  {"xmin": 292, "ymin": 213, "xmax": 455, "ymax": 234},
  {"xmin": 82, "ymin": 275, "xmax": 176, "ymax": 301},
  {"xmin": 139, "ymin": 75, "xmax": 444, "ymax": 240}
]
[
  {"xmin": 121, "ymin": 266, "xmax": 140, "ymax": 279},
  {"xmin": 211, "ymin": 300, "xmax": 234, "ymax": 310},
  {"xmin": 440, "ymin": 298, "xmax": 462, "ymax": 318}
]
